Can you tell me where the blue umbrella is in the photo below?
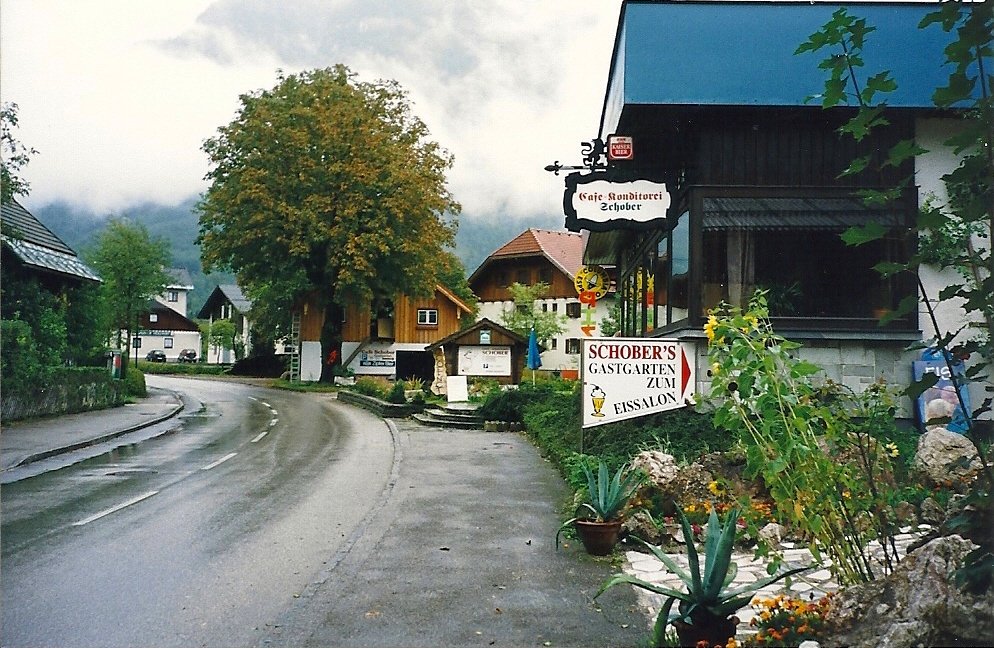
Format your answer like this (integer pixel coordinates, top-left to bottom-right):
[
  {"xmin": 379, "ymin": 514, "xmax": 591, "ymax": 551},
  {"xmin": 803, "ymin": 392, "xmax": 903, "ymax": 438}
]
[{"xmin": 527, "ymin": 328, "xmax": 541, "ymax": 384}]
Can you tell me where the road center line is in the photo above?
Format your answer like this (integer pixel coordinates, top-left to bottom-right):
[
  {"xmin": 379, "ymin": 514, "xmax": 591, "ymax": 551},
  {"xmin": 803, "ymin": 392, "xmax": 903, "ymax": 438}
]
[
  {"xmin": 201, "ymin": 452, "xmax": 237, "ymax": 471},
  {"xmin": 72, "ymin": 490, "xmax": 160, "ymax": 526},
  {"xmin": 251, "ymin": 431, "xmax": 269, "ymax": 443}
]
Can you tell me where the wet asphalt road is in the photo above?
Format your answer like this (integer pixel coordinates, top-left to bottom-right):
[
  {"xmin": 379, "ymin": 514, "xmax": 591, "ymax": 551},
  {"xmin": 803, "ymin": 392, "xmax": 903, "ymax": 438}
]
[{"xmin": 2, "ymin": 377, "xmax": 644, "ymax": 647}]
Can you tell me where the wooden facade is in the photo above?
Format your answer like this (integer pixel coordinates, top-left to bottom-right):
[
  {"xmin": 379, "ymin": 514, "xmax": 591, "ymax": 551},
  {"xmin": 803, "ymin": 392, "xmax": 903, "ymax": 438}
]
[
  {"xmin": 341, "ymin": 285, "xmax": 472, "ymax": 344},
  {"xmin": 470, "ymin": 256, "xmax": 575, "ymax": 303}
]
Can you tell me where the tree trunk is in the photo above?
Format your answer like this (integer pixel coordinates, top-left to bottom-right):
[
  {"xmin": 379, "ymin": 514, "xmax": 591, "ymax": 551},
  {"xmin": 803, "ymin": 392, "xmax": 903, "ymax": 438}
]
[{"xmin": 319, "ymin": 302, "xmax": 343, "ymax": 382}]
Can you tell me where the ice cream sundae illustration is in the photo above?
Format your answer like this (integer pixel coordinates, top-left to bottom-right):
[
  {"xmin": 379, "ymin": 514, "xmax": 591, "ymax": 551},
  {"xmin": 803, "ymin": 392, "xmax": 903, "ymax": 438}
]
[{"xmin": 590, "ymin": 384, "xmax": 606, "ymax": 418}]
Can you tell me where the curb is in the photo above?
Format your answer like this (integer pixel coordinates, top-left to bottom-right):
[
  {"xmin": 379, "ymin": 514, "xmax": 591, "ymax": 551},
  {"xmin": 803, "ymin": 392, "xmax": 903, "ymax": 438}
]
[{"xmin": 6, "ymin": 394, "xmax": 185, "ymax": 471}]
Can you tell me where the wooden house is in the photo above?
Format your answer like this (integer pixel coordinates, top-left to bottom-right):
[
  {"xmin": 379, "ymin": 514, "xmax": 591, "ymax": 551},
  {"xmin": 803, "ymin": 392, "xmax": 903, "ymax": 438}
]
[
  {"xmin": 468, "ymin": 228, "xmax": 615, "ymax": 377},
  {"xmin": 337, "ymin": 284, "xmax": 474, "ymax": 384}
]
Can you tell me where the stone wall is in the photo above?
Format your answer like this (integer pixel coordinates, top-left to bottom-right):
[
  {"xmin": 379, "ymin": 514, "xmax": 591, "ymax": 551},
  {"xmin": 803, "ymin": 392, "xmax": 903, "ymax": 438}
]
[
  {"xmin": 1, "ymin": 368, "xmax": 126, "ymax": 422},
  {"xmin": 694, "ymin": 337, "xmax": 918, "ymax": 419}
]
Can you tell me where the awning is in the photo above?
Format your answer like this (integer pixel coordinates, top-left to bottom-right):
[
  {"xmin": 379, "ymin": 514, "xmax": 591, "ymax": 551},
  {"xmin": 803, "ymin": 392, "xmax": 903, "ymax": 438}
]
[{"xmin": 703, "ymin": 196, "xmax": 902, "ymax": 231}]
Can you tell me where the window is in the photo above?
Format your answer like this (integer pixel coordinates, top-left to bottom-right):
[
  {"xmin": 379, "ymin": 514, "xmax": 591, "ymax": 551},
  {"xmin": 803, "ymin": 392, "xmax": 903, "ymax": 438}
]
[
  {"xmin": 164, "ymin": 337, "xmax": 173, "ymax": 349},
  {"xmin": 539, "ymin": 268, "xmax": 552, "ymax": 283},
  {"xmin": 516, "ymin": 269, "xmax": 530, "ymax": 285},
  {"xmin": 496, "ymin": 271, "xmax": 508, "ymax": 288},
  {"xmin": 417, "ymin": 309, "xmax": 438, "ymax": 326},
  {"xmin": 550, "ymin": 339, "xmax": 558, "ymax": 350},
  {"xmin": 149, "ymin": 313, "xmax": 158, "ymax": 323},
  {"xmin": 167, "ymin": 290, "xmax": 179, "ymax": 302},
  {"xmin": 565, "ymin": 338, "xmax": 581, "ymax": 355},
  {"xmin": 698, "ymin": 194, "xmax": 912, "ymax": 323},
  {"xmin": 566, "ymin": 302, "xmax": 581, "ymax": 318}
]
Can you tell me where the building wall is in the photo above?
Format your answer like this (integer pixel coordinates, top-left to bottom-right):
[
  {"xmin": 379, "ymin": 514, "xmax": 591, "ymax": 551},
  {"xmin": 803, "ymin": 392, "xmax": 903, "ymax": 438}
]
[
  {"xmin": 916, "ymin": 117, "xmax": 991, "ymax": 419},
  {"xmin": 478, "ymin": 294, "xmax": 616, "ymax": 373},
  {"xmin": 471, "ymin": 257, "xmax": 575, "ymax": 302},
  {"xmin": 692, "ymin": 338, "xmax": 918, "ymax": 420}
]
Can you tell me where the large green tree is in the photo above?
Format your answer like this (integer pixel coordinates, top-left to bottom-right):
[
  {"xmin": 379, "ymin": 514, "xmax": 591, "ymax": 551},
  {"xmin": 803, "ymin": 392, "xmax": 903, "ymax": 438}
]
[
  {"xmin": 196, "ymin": 65, "xmax": 461, "ymax": 376},
  {"xmin": 84, "ymin": 217, "xmax": 172, "ymax": 376}
]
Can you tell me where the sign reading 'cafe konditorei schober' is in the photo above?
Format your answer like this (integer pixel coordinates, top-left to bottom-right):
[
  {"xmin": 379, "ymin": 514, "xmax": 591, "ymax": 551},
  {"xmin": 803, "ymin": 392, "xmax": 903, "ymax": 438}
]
[
  {"xmin": 564, "ymin": 173, "xmax": 671, "ymax": 232},
  {"xmin": 581, "ymin": 338, "xmax": 695, "ymax": 428}
]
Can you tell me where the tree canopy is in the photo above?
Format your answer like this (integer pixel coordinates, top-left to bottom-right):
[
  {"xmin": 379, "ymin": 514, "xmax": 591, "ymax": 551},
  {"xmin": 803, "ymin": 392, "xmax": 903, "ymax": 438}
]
[
  {"xmin": 196, "ymin": 65, "xmax": 462, "ymax": 341},
  {"xmin": 499, "ymin": 282, "xmax": 567, "ymax": 342},
  {"xmin": 84, "ymin": 217, "xmax": 172, "ymax": 372},
  {"xmin": 1, "ymin": 102, "xmax": 37, "ymax": 205}
]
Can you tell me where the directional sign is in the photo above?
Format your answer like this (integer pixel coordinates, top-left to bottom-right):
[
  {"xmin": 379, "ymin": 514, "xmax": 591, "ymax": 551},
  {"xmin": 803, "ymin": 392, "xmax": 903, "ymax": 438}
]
[{"xmin": 581, "ymin": 338, "xmax": 695, "ymax": 428}]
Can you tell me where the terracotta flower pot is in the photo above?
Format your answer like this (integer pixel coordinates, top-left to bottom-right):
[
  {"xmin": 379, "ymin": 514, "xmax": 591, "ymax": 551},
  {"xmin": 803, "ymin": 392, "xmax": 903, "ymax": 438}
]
[{"xmin": 574, "ymin": 519, "xmax": 623, "ymax": 555}]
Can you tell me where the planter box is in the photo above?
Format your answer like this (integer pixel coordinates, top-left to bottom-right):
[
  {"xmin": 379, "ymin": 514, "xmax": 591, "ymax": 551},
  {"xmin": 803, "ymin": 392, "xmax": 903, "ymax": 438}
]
[{"xmin": 336, "ymin": 390, "xmax": 425, "ymax": 418}]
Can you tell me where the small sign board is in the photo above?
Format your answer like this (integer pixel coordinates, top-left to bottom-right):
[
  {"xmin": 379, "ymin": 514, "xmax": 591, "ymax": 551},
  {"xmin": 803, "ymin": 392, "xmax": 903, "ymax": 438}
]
[
  {"xmin": 608, "ymin": 135, "xmax": 633, "ymax": 160},
  {"xmin": 458, "ymin": 345, "xmax": 512, "ymax": 377},
  {"xmin": 564, "ymin": 173, "xmax": 671, "ymax": 232},
  {"xmin": 581, "ymin": 338, "xmax": 695, "ymax": 428}
]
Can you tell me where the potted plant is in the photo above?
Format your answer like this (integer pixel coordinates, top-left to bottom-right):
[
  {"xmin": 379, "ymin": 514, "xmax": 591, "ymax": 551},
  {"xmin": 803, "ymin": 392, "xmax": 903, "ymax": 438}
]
[
  {"xmin": 596, "ymin": 507, "xmax": 811, "ymax": 647},
  {"xmin": 556, "ymin": 459, "xmax": 643, "ymax": 555}
]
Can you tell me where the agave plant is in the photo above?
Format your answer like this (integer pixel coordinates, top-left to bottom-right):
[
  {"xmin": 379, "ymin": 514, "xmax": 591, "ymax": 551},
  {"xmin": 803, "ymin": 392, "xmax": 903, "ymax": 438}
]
[
  {"xmin": 555, "ymin": 459, "xmax": 643, "ymax": 550},
  {"xmin": 596, "ymin": 507, "xmax": 812, "ymax": 646}
]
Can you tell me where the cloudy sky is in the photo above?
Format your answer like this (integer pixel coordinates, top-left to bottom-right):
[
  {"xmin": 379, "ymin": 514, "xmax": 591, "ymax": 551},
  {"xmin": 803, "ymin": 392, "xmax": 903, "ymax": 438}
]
[{"xmin": 1, "ymin": 1, "xmax": 620, "ymax": 222}]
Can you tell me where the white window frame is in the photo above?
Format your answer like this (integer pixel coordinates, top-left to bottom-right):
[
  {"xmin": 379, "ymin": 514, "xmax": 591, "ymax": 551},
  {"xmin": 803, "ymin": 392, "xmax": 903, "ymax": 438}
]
[{"xmin": 417, "ymin": 308, "xmax": 438, "ymax": 326}]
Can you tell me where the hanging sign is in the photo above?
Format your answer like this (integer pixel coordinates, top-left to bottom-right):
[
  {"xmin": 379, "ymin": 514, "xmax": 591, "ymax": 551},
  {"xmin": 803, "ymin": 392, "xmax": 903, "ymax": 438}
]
[
  {"xmin": 563, "ymin": 172, "xmax": 671, "ymax": 232},
  {"xmin": 573, "ymin": 265, "xmax": 610, "ymax": 299},
  {"xmin": 608, "ymin": 135, "xmax": 634, "ymax": 160},
  {"xmin": 581, "ymin": 338, "xmax": 695, "ymax": 428}
]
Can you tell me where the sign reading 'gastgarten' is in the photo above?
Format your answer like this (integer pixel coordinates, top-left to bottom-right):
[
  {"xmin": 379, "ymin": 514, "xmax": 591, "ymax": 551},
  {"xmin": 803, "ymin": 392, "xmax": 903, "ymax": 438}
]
[
  {"xmin": 581, "ymin": 338, "xmax": 695, "ymax": 428},
  {"xmin": 564, "ymin": 172, "xmax": 671, "ymax": 232}
]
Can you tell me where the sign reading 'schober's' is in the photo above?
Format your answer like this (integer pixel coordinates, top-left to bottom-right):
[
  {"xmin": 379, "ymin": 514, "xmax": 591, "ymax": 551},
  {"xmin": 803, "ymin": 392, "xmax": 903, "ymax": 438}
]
[{"xmin": 581, "ymin": 338, "xmax": 695, "ymax": 428}]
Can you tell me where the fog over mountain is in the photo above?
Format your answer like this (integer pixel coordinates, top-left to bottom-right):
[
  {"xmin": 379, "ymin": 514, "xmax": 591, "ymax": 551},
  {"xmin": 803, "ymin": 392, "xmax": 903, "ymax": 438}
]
[{"xmin": 37, "ymin": 198, "xmax": 562, "ymax": 317}]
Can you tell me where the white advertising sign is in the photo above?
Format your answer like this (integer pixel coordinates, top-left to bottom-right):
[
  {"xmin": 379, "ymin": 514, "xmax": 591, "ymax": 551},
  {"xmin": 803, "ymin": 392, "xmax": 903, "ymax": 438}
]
[
  {"xmin": 458, "ymin": 346, "xmax": 512, "ymax": 377},
  {"xmin": 571, "ymin": 179, "xmax": 670, "ymax": 226},
  {"xmin": 581, "ymin": 338, "xmax": 695, "ymax": 428}
]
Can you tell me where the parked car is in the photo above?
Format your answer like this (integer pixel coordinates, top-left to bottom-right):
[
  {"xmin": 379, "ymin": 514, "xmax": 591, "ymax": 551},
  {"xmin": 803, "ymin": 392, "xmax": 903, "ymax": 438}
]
[
  {"xmin": 145, "ymin": 350, "xmax": 167, "ymax": 362},
  {"xmin": 178, "ymin": 349, "xmax": 198, "ymax": 363}
]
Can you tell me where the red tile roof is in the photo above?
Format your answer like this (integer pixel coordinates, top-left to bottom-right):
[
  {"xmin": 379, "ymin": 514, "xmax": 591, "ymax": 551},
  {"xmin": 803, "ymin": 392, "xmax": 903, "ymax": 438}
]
[{"xmin": 481, "ymin": 228, "xmax": 584, "ymax": 280}]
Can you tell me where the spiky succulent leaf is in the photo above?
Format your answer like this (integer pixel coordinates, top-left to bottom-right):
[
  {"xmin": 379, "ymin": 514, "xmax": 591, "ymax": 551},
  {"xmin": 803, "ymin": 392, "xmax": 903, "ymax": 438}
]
[
  {"xmin": 676, "ymin": 508, "xmax": 703, "ymax": 596},
  {"xmin": 595, "ymin": 573, "xmax": 693, "ymax": 603},
  {"xmin": 628, "ymin": 536, "xmax": 695, "ymax": 589},
  {"xmin": 703, "ymin": 508, "xmax": 739, "ymax": 600},
  {"xmin": 719, "ymin": 563, "xmax": 813, "ymax": 601}
]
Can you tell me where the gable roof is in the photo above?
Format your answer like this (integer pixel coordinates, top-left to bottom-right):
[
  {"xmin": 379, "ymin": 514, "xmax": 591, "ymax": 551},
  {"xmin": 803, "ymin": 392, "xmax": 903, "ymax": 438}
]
[
  {"xmin": 140, "ymin": 300, "xmax": 201, "ymax": 332},
  {"xmin": 424, "ymin": 317, "xmax": 528, "ymax": 351},
  {"xmin": 1, "ymin": 199, "xmax": 101, "ymax": 283},
  {"xmin": 434, "ymin": 283, "xmax": 474, "ymax": 315},
  {"xmin": 468, "ymin": 228, "xmax": 584, "ymax": 284},
  {"xmin": 197, "ymin": 284, "xmax": 252, "ymax": 318}
]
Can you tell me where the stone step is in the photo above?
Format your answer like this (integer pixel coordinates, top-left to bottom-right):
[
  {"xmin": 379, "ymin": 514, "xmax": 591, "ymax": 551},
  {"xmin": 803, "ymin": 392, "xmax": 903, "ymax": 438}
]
[{"xmin": 411, "ymin": 411, "xmax": 483, "ymax": 430}]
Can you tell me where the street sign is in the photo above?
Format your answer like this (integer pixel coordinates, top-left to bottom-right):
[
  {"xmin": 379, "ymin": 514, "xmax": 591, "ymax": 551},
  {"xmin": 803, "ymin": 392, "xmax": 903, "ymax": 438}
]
[{"xmin": 581, "ymin": 338, "xmax": 695, "ymax": 428}]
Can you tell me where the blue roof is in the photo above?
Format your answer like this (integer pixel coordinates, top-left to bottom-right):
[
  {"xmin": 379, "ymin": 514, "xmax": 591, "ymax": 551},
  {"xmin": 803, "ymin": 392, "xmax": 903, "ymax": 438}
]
[{"xmin": 602, "ymin": 2, "xmax": 967, "ymax": 135}]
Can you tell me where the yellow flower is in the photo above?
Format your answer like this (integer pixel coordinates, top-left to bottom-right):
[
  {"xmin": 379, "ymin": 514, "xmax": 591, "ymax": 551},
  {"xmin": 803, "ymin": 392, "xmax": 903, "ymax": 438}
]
[
  {"xmin": 704, "ymin": 314, "xmax": 719, "ymax": 342},
  {"xmin": 885, "ymin": 442, "xmax": 899, "ymax": 457},
  {"xmin": 842, "ymin": 490, "xmax": 851, "ymax": 499}
]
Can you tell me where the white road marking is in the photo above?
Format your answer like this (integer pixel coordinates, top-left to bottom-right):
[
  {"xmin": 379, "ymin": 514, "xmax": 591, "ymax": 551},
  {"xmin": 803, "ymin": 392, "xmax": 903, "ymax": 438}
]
[
  {"xmin": 269, "ymin": 419, "xmax": 278, "ymax": 427},
  {"xmin": 201, "ymin": 452, "xmax": 237, "ymax": 471},
  {"xmin": 72, "ymin": 490, "xmax": 159, "ymax": 526},
  {"xmin": 251, "ymin": 431, "xmax": 269, "ymax": 443}
]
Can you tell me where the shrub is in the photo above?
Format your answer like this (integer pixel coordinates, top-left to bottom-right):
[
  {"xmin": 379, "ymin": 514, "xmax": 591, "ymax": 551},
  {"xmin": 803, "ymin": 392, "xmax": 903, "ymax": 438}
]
[
  {"xmin": 386, "ymin": 380, "xmax": 407, "ymax": 404},
  {"xmin": 124, "ymin": 366, "xmax": 147, "ymax": 398},
  {"xmin": 352, "ymin": 376, "xmax": 387, "ymax": 399}
]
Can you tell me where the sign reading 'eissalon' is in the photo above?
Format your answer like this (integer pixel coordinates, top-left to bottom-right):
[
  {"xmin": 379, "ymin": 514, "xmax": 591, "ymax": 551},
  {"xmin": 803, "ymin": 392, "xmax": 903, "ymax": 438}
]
[
  {"xmin": 564, "ymin": 173, "xmax": 671, "ymax": 233},
  {"xmin": 581, "ymin": 338, "xmax": 695, "ymax": 428}
]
